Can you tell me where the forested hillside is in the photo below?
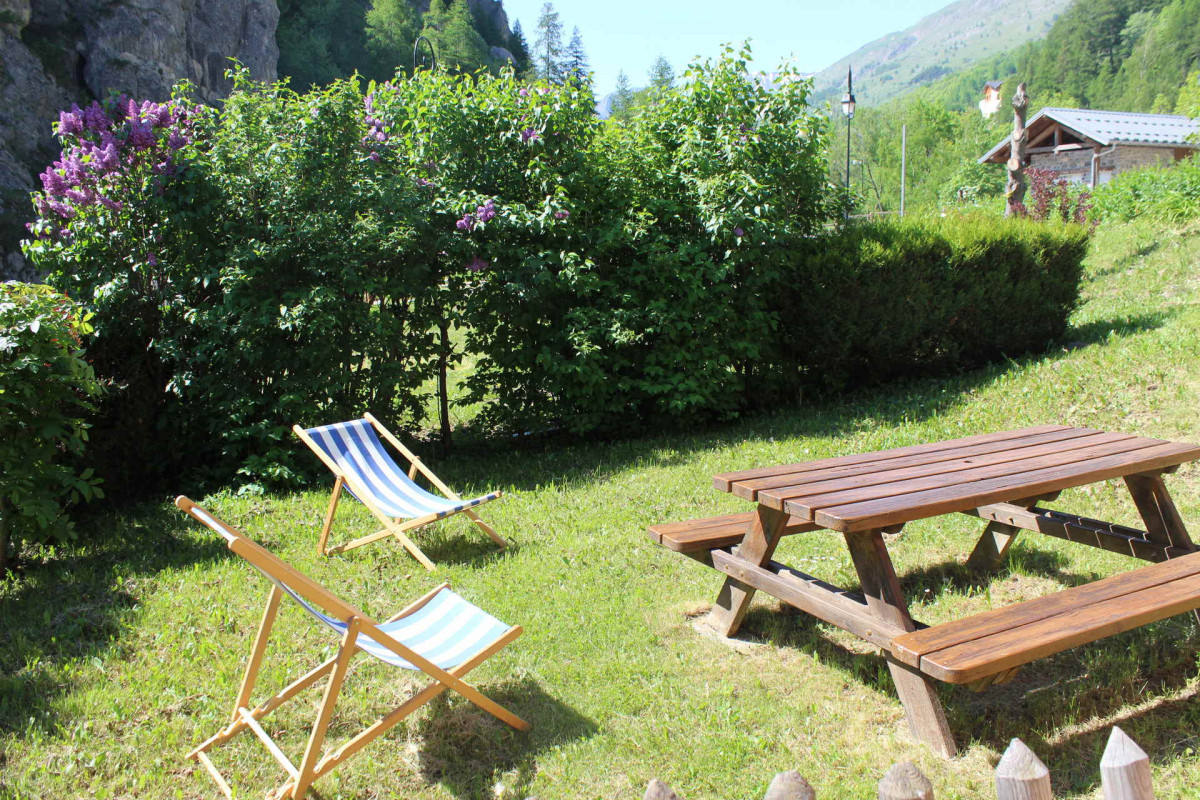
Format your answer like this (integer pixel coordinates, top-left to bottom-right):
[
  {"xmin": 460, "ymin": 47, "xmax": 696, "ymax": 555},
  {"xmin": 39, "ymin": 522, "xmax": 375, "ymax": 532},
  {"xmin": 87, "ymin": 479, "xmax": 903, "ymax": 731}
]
[
  {"xmin": 832, "ymin": 0, "xmax": 1200, "ymax": 215},
  {"xmin": 276, "ymin": 0, "xmax": 533, "ymax": 89}
]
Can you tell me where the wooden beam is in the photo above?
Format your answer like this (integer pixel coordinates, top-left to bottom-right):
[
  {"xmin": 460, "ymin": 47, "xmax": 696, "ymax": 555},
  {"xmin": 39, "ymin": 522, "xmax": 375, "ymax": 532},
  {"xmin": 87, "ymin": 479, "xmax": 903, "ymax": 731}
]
[
  {"xmin": 965, "ymin": 503, "xmax": 1191, "ymax": 563},
  {"xmin": 710, "ymin": 549, "xmax": 908, "ymax": 652}
]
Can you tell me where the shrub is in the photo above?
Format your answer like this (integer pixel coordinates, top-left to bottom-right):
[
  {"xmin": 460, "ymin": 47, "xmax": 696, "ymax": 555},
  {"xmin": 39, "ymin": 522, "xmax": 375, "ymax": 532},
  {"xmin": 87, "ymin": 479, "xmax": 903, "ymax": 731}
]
[
  {"xmin": 0, "ymin": 282, "xmax": 102, "ymax": 571},
  {"xmin": 777, "ymin": 215, "xmax": 1089, "ymax": 390},
  {"xmin": 1014, "ymin": 167, "xmax": 1092, "ymax": 223},
  {"xmin": 1091, "ymin": 156, "xmax": 1200, "ymax": 223}
]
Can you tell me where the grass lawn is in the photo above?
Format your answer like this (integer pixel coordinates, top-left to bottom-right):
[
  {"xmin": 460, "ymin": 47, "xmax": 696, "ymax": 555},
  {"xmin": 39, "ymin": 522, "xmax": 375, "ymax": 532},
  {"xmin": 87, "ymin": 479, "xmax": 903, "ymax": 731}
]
[{"xmin": 2, "ymin": 219, "xmax": 1199, "ymax": 800}]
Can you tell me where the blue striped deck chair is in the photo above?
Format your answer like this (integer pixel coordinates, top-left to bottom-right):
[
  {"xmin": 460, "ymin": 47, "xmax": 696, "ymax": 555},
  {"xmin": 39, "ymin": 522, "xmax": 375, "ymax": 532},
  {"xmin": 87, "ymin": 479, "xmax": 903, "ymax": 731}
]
[
  {"xmin": 176, "ymin": 496, "xmax": 529, "ymax": 800},
  {"xmin": 294, "ymin": 413, "xmax": 506, "ymax": 570}
]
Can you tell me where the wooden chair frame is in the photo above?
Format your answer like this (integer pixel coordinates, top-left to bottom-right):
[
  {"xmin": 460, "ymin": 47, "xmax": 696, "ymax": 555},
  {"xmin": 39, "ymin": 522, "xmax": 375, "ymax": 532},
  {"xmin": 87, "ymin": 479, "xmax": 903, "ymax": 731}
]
[
  {"xmin": 176, "ymin": 496, "xmax": 529, "ymax": 799},
  {"xmin": 293, "ymin": 413, "xmax": 506, "ymax": 570}
]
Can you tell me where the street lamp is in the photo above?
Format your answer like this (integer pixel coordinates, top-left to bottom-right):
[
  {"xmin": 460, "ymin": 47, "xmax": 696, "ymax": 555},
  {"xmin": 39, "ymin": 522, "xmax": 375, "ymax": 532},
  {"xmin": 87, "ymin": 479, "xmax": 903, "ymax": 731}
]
[{"xmin": 841, "ymin": 67, "xmax": 856, "ymax": 202}]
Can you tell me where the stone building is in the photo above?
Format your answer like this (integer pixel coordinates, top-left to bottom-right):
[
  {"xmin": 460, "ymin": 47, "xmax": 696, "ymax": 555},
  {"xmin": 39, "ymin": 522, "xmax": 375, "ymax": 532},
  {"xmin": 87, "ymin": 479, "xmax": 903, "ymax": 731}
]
[{"xmin": 979, "ymin": 107, "xmax": 1200, "ymax": 187}]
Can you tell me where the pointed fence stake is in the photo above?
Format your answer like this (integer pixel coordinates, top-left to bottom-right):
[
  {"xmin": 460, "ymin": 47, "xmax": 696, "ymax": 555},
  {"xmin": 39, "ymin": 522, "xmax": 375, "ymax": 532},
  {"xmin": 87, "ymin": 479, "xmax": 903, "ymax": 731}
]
[
  {"xmin": 995, "ymin": 738, "xmax": 1052, "ymax": 800},
  {"xmin": 878, "ymin": 761, "xmax": 934, "ymax": 800},
  {"xmin": 1100, "ymin": 726, "xmax": 1154, "ymax": 800},
  {"xmin": 765, "ymin": 770, "xmax": 817, "ymax": 800},
  {"xmin": 644, "ymin": 779, "xmax": 682, "ymax": 800}
]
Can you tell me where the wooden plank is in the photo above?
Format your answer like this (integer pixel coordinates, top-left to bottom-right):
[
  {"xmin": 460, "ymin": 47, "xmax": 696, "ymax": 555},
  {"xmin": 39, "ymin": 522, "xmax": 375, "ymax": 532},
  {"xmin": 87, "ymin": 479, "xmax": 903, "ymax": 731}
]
[
  {"xmin": 967, "ymin": 504, "xmax": 1192, "ymax": 563},
  {"xmin": 913, "ymin": 569, "xmax": 1200, "ymax": 683},
  {"xmin": 893, "ymin": 551, "xmax": 1200, "ymax": 665},
  {"xmin": 647, "ymin": 513, "xmax": 817, "ymax": 553},
  {"xmin": 779, "ymin": 435, "xmax": 1167, "ymax": 521},
  {"xmin": 812, "ymin": 441, "xmax": 1200, "ymax": 532},
  {"xmin": 712, "ymin": 425, "xmax": 1069, "ymax": 492},
  {"xmin": 709, "ymin": 550, "xmax": 905, "ymax": 651},
  {"xmin": 730, "ymin": 427, "xmax": 1101, "ymax": 502},
  {"xmin": 845, "ymin": 530, "xmax": 957, "ymax": 758},
  {"xmin": 760, "ymin": 431, "xmax": 1129, "ymax": 511}
]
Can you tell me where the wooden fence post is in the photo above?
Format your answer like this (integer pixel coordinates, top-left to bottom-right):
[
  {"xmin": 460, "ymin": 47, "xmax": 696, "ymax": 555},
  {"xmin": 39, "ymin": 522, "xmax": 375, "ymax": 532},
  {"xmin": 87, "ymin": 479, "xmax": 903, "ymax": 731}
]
[
  {"xmin": 765, "ymin": 770, "xmax": 816, "ymax": 800},
  {"xmin": 878, "ymin": 761, "xmax": 933, "ymax": 800},
  {"xmin": 1100, "ymin": 726, "xmax": 1154, "ymax": 800},
  {"xmin": 995, "ymin": 738, "xmax": 1052, "ymax": 800}
]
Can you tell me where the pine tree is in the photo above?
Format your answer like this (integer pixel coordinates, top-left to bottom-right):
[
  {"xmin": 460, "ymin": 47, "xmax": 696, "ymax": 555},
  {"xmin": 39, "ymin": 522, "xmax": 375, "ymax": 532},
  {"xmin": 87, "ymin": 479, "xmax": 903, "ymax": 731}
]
[
  {"xmin": 564, "ymin": 27, "xmax": 589, "ymax": 85},
  {"xmin": 421, "ymin": 0, "xmax": 491, "ymax": 73},
  {"xmin": 533, "ymin": 2, "xmax": 565, "ymax": 84},
  {"xmin": 611, "ymin": 69, "xmax": 634, "ymax": 119},
  {"xmin": 509, "ymin": 19, "xmax": 532, "ymax": 78},
  {"xmin": 648, "ymin": 55, "xmax": 674, "ymax": 89},
  {"xmin": 365, "ymin": 0, "xmax": 417, "ymax": 78}
]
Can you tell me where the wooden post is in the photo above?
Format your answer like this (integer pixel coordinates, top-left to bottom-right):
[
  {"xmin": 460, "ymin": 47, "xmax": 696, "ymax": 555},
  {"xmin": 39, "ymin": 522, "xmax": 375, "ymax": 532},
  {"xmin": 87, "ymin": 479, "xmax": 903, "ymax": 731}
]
[
  {"xmin": 878, "ymin": 761, "xmax": 933, "ymax": 800},
  {"xmin": 710, "ymin": 505, "xmax": 790, "ymax": 636},
  {"xmin": 766, "ymin": 771, "xmax": 817, "ymax": 800},
  {"xmin": 1005, "ymin": 83, "xmax": 1029, "ymax": 217},
  {"xmin": 437, "ymin": 318, "xmax": 453, "ymax": 455},
  {"xmin": 995, "ymin": 738, "xmax": 1051, "ymax": 800},
  {"xmin": 1100, "ymin": 726, "xmax": 1153, "ymax": 800}
]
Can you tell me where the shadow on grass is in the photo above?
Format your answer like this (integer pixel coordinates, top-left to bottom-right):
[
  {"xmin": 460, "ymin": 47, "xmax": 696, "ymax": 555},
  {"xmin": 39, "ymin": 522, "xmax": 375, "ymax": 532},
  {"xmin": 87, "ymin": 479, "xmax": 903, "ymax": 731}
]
[
  {"xmin": 0, "ymin": 504, "xmax": 226, "ymax": 736},
  {"xmin": 737, "ymin": 588, "xmax": 1199, "ymax": 773},
  {"xmin": 415, "ymin": 679, "xmax": 597, "ymax": 800},
  {"xmin": 1059, "ymin": 310, "xmax": 1170, "ymax": 350}
]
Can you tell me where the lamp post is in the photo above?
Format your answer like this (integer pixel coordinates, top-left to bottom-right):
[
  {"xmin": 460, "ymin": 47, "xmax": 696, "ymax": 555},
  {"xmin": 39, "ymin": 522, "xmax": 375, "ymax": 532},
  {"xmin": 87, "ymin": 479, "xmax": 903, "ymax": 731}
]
[{"xmin": 841, "ymin": 67, "xmax": 856, "ymax": 209}]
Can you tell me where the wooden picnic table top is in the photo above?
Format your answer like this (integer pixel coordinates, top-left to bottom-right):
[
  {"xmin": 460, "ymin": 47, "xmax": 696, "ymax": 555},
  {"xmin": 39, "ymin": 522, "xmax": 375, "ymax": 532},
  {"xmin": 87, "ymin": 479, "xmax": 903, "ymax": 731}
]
[{"xmin": 713, "ymin": 425, "xmax": 1200, "ymax": 534}]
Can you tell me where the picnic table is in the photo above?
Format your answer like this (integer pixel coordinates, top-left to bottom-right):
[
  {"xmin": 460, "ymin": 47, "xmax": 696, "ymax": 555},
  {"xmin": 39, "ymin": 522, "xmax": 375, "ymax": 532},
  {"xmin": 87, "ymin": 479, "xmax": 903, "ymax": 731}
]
[{"xmin": 648, "ymin": 425, "xmax": 1200, "ymax": 757}]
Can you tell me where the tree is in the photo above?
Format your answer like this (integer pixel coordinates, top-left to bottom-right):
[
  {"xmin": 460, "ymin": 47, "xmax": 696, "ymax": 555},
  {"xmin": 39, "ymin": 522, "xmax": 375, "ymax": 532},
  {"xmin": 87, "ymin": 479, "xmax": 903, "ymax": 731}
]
[
  {"xmin": 564, "ymin": 27, "xmax": 589, "ymax": 85},
  {"xmin": 648, "ymin": 55, "xmax": 674, "ymax": 89},
  {"xmin": 509, "ymin": 19, "xmax": 533, "ymax": 78},
  {"xmin": 533, "ymin": 2, "xmax": 565, "ymax": 84},
  {"xmin": 421, "ymin": 0, "xmax": 492, "ymax": 74},
  {"xmin": 365, "ymin": 0, "xmax": 417, "ymax": 78},
  {"xmin": 611, "ymin": 69, "xmax": 634, "ymax": 119}
]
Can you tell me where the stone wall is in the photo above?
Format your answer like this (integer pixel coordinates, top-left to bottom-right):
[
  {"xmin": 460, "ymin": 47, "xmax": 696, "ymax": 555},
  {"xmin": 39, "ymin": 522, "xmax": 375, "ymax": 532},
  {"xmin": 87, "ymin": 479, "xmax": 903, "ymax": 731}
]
[
  {"xmin": 1029, "ymin": 143, "xmax": 1189, "ymax": 186},
  {"xmin": 0, "ymin": 0, "xmax": 279, "ymax": 281}
]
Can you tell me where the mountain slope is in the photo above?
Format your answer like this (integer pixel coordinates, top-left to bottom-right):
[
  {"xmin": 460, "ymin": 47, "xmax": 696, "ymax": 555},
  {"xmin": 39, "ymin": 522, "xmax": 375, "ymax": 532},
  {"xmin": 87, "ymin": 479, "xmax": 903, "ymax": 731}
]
[{"xmin": 810, "ymin": 0, "xmax": 1073, "ymax": 107}]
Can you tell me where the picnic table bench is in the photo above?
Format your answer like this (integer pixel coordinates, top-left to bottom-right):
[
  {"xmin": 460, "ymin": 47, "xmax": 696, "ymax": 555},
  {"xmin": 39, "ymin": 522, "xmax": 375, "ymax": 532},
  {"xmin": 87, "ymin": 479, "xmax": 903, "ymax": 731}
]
[{"xmin": 648, "ymin": 425, "xmax": 1200, "ymax": 757}]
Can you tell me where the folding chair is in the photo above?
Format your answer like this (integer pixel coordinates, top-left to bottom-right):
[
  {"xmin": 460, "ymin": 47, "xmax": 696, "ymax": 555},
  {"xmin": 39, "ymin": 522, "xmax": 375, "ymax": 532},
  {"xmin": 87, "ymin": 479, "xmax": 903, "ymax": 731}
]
[
  {"xmin": 293, "ymin": 413, "xmax": 506, "ymax": 570},
  {"xmin": 176, "ymin": 496, "xmax": 529, "ymax": 800}
]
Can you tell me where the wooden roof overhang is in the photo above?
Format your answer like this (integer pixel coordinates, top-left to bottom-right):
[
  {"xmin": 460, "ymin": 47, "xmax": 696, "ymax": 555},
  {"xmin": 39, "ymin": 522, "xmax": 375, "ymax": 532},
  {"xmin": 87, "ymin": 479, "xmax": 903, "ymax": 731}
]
[{"xmin": 980, "ymin": 114, "xmax": 1097, "ymax": 165}]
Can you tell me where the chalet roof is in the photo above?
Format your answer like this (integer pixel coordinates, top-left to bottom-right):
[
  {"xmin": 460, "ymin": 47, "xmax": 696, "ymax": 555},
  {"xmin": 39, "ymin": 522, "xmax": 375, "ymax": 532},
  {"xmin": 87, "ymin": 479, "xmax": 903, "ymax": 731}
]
[
  {"xmin": 979, "ymin": 107, "xmax": 1200, "ymax": 164},
  {"xmin": 983, "ymin": 81, "xmax": 1003, "ymax": 90}
]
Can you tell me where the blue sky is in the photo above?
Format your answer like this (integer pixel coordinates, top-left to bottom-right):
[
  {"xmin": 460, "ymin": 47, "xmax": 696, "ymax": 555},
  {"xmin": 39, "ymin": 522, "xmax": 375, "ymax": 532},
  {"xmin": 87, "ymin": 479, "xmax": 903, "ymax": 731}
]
[{"xmin": 499, "ymin": 0, "xmax": 957, "ymax": 97}]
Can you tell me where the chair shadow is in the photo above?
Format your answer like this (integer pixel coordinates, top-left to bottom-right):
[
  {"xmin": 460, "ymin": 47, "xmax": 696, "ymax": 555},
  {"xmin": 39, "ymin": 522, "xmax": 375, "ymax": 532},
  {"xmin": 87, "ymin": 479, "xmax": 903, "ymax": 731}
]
[
  {"xmin": 0, "ymin": 504, "xmax": 226, "ymax": 737},
  {"xmin": 413, "ymin": 679, "xmax": 598, "ymax": 800}
]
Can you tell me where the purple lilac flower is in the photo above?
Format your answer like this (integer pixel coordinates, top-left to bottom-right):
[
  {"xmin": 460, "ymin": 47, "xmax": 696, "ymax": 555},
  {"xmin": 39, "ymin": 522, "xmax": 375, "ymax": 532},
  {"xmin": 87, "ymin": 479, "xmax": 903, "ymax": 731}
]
[
  {"xmin": 521, "ymin": 128, "xmax": 539, "ymax": 143},
  {"xmin": 369, "ymin": 151, "xmax": 381, "ymax": 163},
  {"xmin": 83, "ymin": 102, "xmax": 110, "ymax": 132},
  {"xmin": 519, "ymin": 87, "xmax": 529, "ymax": 97},
  {"xmin": 733, "ymin": 227, "xmax": 744, "ymax": 237},
  {"xmin": 147, "ymin": 253, "xmax": 158, "ymax": 267},
  {"xmin": 554, "ymin": 210, "xmax": 570, "ymax": 220},
  {"xmin": 538, "ymin": 87, "xmax": 550, "ymax": 95},
  {"xmin": 129, "ymin": 118, "xmax": 155, "ymax": 149},
  {"xmin": 467, "ymin": 257, "xmax": 489, "ymax": 273},
  {"xmin": 476, "ymin": 199, "xmax": 496, "ymax": 223},
  {"xmin": 456, "ymin": 215, "xmax": 475, "ymax": 231},
  {"xmin": 58, "ymin": 107, "xmax": 84, "ymax": 136}
]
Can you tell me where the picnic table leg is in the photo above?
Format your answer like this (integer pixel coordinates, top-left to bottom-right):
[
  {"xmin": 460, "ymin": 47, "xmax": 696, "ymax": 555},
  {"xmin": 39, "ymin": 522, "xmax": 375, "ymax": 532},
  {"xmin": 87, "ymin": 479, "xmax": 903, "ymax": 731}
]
[
  {"xmin": 845, "ymin": 529, "xmax": 958, "ymax": 758},
  {"xmin": 710, "ymin": 505, "xmax": 790, "ymax": 637},
  {"xmin": 965, "ymin": 495, "xmax": 1056, "ymax": 571},
  {"xmin": 1126, "ymin": 473, "xmax": 1200, "ymax": 623}
]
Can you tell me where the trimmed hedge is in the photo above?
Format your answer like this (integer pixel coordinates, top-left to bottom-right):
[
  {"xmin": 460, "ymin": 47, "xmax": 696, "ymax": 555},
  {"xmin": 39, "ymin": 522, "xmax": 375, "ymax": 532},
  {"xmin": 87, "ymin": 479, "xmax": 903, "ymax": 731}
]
[{"xmin": 776, "ymin": 216, "xmax": 1089, "ymax": 392}]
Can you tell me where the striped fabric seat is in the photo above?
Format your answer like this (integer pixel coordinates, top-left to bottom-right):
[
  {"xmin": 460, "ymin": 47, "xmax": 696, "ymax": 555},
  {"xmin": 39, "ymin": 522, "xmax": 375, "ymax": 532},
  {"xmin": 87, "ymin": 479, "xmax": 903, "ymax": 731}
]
[
  {"xmin": 304, "ymin": 419, "xmax": 498, "ymax": 520},
  {"xmin": 190, "ymin": 504, "xmax": 509, "ymax": 671},
  {"xmin": 287, "ymin": 585, "xmax": 510, "ymax": 671}
]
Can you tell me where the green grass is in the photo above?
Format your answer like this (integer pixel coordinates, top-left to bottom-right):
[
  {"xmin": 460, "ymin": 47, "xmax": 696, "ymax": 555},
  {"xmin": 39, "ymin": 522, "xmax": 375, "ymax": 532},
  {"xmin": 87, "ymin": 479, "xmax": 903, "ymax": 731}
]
[{"xmin": 3, "ymin": 219, "xmax": 1200, "ymax": 799}]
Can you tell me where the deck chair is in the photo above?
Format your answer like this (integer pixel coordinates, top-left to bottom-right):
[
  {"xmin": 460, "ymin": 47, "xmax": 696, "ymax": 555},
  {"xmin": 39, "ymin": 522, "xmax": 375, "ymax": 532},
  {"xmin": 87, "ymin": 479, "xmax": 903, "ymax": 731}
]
[
  {"xmin": 175, "ymin": 496, "xmax": 529, "ymax": 800},
  {"xmin": 294, "ymin": 413, "xmax": 506, "ymax": 570}
]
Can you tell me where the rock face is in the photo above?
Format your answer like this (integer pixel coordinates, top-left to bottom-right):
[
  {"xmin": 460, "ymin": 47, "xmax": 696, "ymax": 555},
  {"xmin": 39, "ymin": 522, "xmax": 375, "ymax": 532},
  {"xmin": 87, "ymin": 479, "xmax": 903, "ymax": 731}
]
[{"xmin": 0, "ymin": 0, "xmax": 279, "ymax": 280}]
